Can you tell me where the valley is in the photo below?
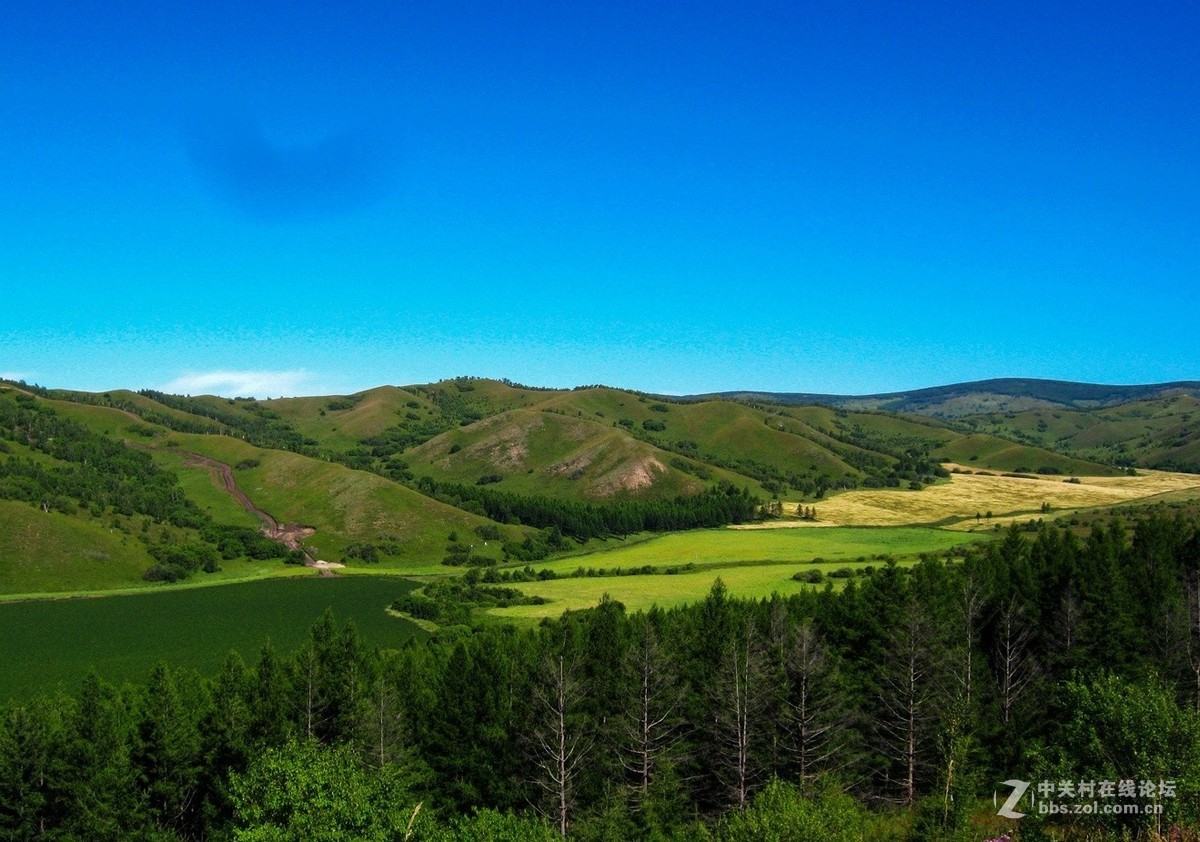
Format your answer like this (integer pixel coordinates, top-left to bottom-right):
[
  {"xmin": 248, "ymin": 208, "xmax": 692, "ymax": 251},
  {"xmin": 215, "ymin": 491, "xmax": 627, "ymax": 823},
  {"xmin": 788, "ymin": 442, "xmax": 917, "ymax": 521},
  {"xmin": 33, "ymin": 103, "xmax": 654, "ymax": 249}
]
[{"xmin": 4, "ymin": 375, "xmax": 1200, "ymax": 697}]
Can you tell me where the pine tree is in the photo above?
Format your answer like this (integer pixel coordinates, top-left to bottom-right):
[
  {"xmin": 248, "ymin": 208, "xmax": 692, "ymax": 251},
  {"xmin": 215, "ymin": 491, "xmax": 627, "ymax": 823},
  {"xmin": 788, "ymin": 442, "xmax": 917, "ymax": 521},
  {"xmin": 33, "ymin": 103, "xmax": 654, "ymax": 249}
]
[
  {"xmin": 60, "ymin": 672, "xmax": 143, "ymax": 840},
  {"xmin": 199, "ymin": 651, "xmax": 254, "ymax": 832},
  {"xmin": 0, "ymin": 696, "xmax": 64, "ymax": 840},
  {"xmin": 135, "ymin": 663, "xmax": 204, "ymax": 837}
]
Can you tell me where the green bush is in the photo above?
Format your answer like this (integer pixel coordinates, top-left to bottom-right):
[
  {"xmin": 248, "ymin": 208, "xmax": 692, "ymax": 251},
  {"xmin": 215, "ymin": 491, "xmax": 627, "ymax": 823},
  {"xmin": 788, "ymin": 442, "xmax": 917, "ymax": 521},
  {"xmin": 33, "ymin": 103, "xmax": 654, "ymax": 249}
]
[{"xmin": 715, "ymin": 778, "xmax": 865, "ymax": 842}]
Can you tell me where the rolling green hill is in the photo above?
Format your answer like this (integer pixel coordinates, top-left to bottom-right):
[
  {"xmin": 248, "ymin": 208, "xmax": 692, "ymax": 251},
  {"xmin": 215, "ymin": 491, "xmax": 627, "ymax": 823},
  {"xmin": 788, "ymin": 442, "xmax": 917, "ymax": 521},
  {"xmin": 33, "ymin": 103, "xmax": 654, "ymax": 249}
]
[
  {"xmin": 406, "ymin": 408, "xmax": 724, "ymax": 500},
  {"xmin": 954, "ymin": 393, "xmax": 1200, "ymax": 472},
  {"xmin": 0, "ymin": 375, "xmax": 1162, "ymax": 597},
  {"xmin": 280, "ymin": 380, "xmax": 1117, "ymax": 502},
  {"xmin": 0, "ymin": 384, "xmax": 530, "ymax": 595}
]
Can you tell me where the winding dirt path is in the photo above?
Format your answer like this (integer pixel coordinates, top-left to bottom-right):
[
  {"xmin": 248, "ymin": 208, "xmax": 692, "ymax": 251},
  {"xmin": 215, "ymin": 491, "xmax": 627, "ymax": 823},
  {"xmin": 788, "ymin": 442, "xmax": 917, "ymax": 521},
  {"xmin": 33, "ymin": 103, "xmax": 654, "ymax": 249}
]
[{"xmin": 178, "ymin": 451, "xmax": 328, "ymax": 569}]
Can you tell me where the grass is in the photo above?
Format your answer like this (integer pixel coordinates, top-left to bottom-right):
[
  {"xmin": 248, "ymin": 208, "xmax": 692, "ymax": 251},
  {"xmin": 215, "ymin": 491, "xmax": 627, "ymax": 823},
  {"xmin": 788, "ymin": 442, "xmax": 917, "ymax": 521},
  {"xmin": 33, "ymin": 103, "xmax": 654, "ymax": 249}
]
[
  {"xmin": 271, "ymin": 386, "xmax": 420, "ymax": 451},
  {"xmin": 0, "ymin": 575, "xmax": 423, "ymax": 700},
  {"xmin": 934, "ymin": 434, "xmax": 1115, "ymax": 475},
  {"xmin": 529, "ymin": 525, "xmax": 984, "ymax": 573},
  {"xmin": 546, "ymin": 390, "xmax": 864, "ymax": 481},
  {"xmin": 43, "ymin": 397, "xmax": 167, "ymax": 438},
  {"xmin": 765, "ymin": 466, "xmax": 1200, "ymax": 529},
  {"xmin": 166, "ymin": 433, "xmax": 523, "ymax": 566},
  {"xmin": 483, "ymin": 525, "xmax": 986, "ymax": 621},
  {"xmin": 0, "ymin": 500, "xmax": 156, "ymax": 594},
  {"xmin": 151, "ymin": 449, "xmax": 262, "ymax": 529},
  {"xmin": 488, "ymin": 560, "xmax": 892, "ymax": 620},
  {"xmin": 409, "ymin": 408, "xmax": 741, "ymax": 500},
  {"xmin": 959, "ymin": 394, "xmax": 1200, "ymax": 471}
]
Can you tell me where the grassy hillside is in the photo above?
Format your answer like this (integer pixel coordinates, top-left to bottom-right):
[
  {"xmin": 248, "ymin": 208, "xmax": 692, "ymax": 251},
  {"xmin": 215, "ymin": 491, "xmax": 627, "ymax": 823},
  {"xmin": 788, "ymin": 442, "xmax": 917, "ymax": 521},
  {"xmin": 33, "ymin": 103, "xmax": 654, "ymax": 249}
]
[
  {"xmin": 167, "ymin": 432, "xmax": 525, "ymax": 568},
  {"xmin": 0, "ymin": 500, "xmax": 156, "ymax": 593},
  {"xmin": 407, "ymin": 408, "xmax": 723, "ymax": 499},
  {"xmin": 956, "ymin": 394, "xmax": 1200, "ymax": 472},
  {"xmin": 0, "ymin": 376, "xmax": 1178, "ymax": 600},
  {"xmin": 933, "ymin": 433, "xmax": 1116, "ymax": 475},
  {"xmin": 0, "ymin": 385, "xmax": 533, "ymax": 594},
  {"xmin": 39, "ymin": 377, "xmax": 1123, "ymax": 501},
  {"xmin": 545, "ymin": 390, "xmax": 866, "ymax": 483}
]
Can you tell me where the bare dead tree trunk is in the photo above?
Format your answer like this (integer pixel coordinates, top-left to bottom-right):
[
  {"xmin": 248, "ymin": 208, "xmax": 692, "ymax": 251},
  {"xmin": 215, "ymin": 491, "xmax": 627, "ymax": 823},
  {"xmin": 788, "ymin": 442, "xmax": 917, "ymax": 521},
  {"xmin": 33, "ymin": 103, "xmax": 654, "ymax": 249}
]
[
  {"xmin": 877, "ymin": 598, "xmax": 935, "ymax": 806},
  {"xmin": 951, "ymin": 572, "xmax": 987, "ymax": 710},
  {"xmin": 531, "ymin": 654, "xmax": 591, "ymax": 837},
  {"xmin": 292, "ymin": 647, "xmax": 323, "ymax": 740},
  {"xmin": 712, "ymin": 622, "xmax": 766, "ymax": 810},
  {"xmin": 364, "ymin": 664, "xmax": 407, "ymax": 770},
  {"xmin": 995, "ymin": 598, "xmax": 1039, "ymax": 726},
  {"xmin": 618, "ymin": 617, "xmax": 684, "ymax": 800},
  {"xmin": 783, "ymin": 620, "xmax": 850, "ymax": 792},
  {"xmin": 1185, "ymin": 571, "xmax": 1200, "ymax": 713}
]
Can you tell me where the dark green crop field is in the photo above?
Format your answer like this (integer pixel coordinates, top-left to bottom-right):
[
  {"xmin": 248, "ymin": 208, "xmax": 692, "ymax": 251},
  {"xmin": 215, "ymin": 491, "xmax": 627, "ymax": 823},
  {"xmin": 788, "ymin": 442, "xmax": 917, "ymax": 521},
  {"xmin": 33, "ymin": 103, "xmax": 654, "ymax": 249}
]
[{"xmin": 0, "ymin": 575, "xmax": 422, "ymax": 700}]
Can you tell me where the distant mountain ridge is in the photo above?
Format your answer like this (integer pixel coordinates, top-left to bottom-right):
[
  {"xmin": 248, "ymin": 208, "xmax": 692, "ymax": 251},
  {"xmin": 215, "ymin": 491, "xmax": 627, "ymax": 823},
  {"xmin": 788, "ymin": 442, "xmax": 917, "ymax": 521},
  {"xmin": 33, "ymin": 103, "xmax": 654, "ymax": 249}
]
[{"xmin": 703, "ymin": 378, "xmax": 1200, "ymax": 418}]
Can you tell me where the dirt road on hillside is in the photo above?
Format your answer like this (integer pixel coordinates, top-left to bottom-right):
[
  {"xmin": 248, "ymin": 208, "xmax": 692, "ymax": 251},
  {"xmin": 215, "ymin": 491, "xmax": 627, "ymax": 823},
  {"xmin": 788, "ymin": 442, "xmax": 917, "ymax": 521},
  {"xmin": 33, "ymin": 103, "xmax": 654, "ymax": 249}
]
[{"xmin": 180, "ymin": 452, "xmax": 318, "ymax": 561}]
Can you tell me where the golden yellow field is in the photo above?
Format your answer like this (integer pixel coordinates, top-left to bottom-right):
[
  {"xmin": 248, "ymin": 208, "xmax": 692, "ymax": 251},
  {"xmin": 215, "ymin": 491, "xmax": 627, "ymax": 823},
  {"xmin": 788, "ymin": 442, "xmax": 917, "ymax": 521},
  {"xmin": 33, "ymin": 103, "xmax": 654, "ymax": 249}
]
[{"xmin": 736, "ymin": 465, "xmax": 1200, "ymax": 530}]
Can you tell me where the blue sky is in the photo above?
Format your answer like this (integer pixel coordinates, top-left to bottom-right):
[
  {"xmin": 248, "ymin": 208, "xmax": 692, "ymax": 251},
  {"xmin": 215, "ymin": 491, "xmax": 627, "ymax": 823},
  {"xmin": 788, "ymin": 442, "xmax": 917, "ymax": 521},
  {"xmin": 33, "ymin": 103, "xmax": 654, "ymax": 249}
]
[{"xmin": 2, "ymin": 1, "xmax": 1197, "ymax": 397}]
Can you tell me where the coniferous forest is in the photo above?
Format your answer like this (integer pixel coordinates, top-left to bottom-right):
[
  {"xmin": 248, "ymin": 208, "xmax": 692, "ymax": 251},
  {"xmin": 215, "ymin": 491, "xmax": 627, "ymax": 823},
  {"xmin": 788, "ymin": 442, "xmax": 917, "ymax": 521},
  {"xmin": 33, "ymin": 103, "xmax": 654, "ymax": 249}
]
[{"xmin": 4, "ymin": 514, "xmax": 1200, "ymax": 840}]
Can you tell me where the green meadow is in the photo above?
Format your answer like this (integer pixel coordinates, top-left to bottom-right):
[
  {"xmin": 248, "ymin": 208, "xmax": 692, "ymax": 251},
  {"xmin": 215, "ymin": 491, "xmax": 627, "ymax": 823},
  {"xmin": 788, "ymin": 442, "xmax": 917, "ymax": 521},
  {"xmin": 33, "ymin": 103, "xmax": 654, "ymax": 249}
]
[
  {"xmin": 0, "ymin": 575, "xmax": 423, "ymax": 700},
  {"xmin": 530, "ymin": 525, "xmax": 986, "ymax": 573},
  {"xmin": 485, "ymin": 561, "xmax": 856, "ymax": 620},
  {"xmin": 480, "ymin": 525, "xmax": 988, "ymax": 620}
]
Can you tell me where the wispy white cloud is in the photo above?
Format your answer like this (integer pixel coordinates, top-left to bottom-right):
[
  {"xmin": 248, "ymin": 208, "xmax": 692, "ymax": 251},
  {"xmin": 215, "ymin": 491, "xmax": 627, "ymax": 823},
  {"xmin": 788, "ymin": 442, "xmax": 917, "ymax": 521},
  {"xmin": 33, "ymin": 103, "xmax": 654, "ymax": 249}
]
[
  {"xmin": 160, "ymin": 369, "xmax": 315, "ymax": 398},
  {"xmin": 0, "ymin": 371, "xmax": 32, "ymax": 382}
]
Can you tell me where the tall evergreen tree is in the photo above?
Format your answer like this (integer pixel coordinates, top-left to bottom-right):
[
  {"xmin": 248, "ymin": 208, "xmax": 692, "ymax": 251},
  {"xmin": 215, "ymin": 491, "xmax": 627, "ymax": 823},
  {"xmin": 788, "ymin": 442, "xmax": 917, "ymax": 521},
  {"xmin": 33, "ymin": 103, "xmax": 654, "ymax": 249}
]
[
  {"xmin": 0, "ymin": 696, "xmax": 64, "ymax": 841},
  {"xmin": 135, "ymin": 663, "xmax": 205, "ymax": 838}
]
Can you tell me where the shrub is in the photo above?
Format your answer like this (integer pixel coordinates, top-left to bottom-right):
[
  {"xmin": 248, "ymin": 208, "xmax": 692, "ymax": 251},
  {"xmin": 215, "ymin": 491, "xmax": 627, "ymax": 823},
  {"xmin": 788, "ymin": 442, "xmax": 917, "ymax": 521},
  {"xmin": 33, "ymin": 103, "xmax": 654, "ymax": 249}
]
[{"xmin": 716, "ymin": 778, "xmax": 865, "ymax": 842}]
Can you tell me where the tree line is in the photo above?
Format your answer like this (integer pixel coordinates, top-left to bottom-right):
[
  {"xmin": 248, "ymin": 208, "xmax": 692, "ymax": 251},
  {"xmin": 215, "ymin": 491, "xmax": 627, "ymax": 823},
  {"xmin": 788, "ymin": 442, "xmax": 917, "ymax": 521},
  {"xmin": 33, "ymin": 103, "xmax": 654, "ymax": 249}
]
[
  {"xmin": 0, "ymin": 391, "xmax": 204, "ymax": 527},
  {"xmin": 416, "ymin": 477, "xmax": 762, "ymax": 540}
]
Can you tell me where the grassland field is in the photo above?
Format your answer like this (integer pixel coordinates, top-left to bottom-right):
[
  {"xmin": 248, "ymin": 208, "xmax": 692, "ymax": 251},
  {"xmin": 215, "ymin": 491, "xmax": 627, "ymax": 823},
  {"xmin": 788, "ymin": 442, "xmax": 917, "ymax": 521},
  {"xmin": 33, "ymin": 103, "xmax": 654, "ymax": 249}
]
[
  {"xmin": 487, "ymin": 560, "xmax": 892, "ymax": 621},
  {"xmin": 525, "ymin": 526, "xmax": 984, "ymax": 573},
  {"xmin": 739, "ymin": 465, "xmax": 1200, "ymax": 530},
  {"xmin": 0, "ymin": 575, "xmax": 423, "ymax": 700},
  {"xmin": 471, "ymin": 468, "xmax": 1200, "ymax": 620},
  {"xmin": 478, "ymin": 526, "xmax": 987, "ymax": 621}
]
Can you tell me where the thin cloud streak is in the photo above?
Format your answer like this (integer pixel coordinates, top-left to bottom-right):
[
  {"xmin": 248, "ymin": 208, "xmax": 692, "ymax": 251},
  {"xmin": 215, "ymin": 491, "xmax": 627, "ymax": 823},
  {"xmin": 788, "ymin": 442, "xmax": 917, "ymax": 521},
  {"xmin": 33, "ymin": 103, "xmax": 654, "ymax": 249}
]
[{"xmin": 160, "ymin": 370, "xmax": 315, "ymax": 398}]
